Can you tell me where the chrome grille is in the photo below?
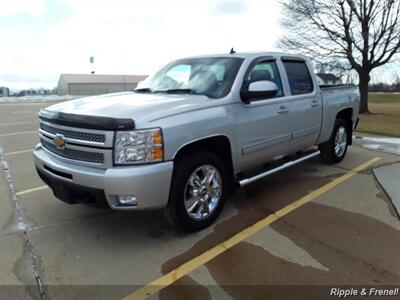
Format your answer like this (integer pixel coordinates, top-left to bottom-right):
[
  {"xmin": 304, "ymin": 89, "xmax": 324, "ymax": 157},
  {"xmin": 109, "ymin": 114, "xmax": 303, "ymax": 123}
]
[
  {"xmin": 41, "ymin": 139, "xmax": 104, "ymax": 164},
  {"xmin": 40, "ymin": 123, "xmax": 105, "ymax": 143}
]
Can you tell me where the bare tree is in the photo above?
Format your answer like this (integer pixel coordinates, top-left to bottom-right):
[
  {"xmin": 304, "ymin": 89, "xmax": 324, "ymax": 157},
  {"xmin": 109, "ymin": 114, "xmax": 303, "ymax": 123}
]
[
  {"xmin": 279, "ymin": 0, "xmax": 400, "ymax": 113},
  {"xmin": 395, "ymin": 74, "xmax": 400, "ymax": 87}
]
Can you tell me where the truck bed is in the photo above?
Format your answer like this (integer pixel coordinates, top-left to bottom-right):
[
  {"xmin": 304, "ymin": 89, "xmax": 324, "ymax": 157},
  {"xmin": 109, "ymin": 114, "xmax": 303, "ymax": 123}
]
[{"xmin": 317, "ymin": 84, "xmax": 360, "ymax": 145}]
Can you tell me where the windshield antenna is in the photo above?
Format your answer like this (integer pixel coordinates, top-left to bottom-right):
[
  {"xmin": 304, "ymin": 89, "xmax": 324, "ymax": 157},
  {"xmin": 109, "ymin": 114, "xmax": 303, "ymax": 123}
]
[{"xmin": 230, "ymin": 47, "xmax": 236, "ymax": 54}]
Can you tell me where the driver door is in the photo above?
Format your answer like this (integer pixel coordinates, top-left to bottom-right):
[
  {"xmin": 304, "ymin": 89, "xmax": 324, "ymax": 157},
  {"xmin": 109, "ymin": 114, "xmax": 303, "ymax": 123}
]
[{"xmin": 235, "ymin": 59, "xmax": 293, "ymax": 171}]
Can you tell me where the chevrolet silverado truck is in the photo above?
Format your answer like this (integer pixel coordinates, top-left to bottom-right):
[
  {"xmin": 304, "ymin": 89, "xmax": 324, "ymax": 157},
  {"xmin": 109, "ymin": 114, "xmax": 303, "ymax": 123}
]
[{"xmin": 34, "ymin": 52, "xmax": 360, "ymax": 231}]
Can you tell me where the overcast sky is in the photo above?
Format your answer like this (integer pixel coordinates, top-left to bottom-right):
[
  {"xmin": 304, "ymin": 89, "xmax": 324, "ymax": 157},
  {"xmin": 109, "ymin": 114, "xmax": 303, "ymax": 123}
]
[{"xmin": 0, "ymin": 0, "xmax": 398, "ymax": 91}]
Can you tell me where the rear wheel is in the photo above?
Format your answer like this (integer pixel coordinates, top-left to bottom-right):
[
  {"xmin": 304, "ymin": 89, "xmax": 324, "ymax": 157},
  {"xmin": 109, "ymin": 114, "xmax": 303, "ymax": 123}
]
[
  {"xmin": 319, "ymin": 119, "xmax": 349, "ymax": 164},
  {"xmin": 166, "ymin": 151, "xmax": 228, "ymax": 231}
]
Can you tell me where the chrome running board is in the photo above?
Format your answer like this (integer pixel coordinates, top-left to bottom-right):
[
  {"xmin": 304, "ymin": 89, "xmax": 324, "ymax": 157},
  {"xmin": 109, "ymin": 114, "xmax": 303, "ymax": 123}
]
[{"xmin": 239, "ymin": 150, "xmax": 321, "ymax": 187}]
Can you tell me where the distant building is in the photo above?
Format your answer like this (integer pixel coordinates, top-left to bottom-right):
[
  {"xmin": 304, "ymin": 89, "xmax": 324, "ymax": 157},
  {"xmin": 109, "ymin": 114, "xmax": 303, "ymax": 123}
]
[
  {"xmin": 0, "ymin": 87, "xmax": 10, "ymax": 97},
  {"xmin": 316, "ymin": 73, "xmax": 342, "ymax": 85},
  {"xmin": 57, "ymin": 74, "xmax": 148, "ymax": 96}
]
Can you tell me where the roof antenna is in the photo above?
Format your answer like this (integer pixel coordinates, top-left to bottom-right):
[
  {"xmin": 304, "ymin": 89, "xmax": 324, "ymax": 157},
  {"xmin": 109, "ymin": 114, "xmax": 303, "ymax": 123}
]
[{"xmin": 230, "ymin": 47, "xmax": 236, "ymax": 54}]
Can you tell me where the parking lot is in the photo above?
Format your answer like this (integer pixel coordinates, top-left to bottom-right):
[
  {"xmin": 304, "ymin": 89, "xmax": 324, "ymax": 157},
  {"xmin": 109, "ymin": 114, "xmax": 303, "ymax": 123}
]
[{"xmin": 1, "ymin": 102, "xmax": 400, "ymax": 300}]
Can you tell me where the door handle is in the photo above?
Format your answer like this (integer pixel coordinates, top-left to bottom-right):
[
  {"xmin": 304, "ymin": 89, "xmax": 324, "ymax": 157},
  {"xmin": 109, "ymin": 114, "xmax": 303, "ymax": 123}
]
[
  {"xmin": 310, "ymin": 100, "xmax": 320, "ymax": 108},
  {"xmin": 277, "ymin": 106, "xmax": 289, "ymax": 114}
]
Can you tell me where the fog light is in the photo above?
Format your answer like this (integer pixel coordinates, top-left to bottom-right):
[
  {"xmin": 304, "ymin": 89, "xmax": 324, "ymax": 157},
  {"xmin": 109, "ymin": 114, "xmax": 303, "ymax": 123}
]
[{"xmin": 118, "ymin": 195, "xmax": 137, "ymax": 206}]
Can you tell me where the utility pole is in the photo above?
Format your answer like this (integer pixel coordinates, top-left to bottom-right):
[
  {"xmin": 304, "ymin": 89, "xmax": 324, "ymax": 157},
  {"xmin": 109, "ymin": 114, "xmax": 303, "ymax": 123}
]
[{"xmin": 90, "ymin": 56, "xmax": 95, "ymax": 74}]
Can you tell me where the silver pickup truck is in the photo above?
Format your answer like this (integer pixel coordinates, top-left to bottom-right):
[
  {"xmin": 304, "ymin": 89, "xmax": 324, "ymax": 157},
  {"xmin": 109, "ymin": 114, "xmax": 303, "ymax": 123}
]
[{"xmin": 34, "ymin": 52, "xmax": 359, "ymax": 231}]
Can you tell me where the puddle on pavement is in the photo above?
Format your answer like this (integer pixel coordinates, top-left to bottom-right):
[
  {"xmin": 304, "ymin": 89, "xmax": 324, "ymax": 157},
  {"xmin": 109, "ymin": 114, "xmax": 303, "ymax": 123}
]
[
  {"xmin": 11, "ymin": 233, "xmax": 43, "ymax": 300},
  {"xmin": 301, "ymin": 166, "xmax": 319, "ymax": 173},
  {"xmin": 161, "ymin": 175, "xmax": 331, "ymax": 273},
  {"xmin": 159, "ymin": 175, "xmax": 330, "ymax": 299},
  {"xmin": 159, "ymin": 176, "xmax": 400, "ymax": 300},
  {"xmin": 159, "ymin": 275, "xmax": 211, "ymax": 300}
]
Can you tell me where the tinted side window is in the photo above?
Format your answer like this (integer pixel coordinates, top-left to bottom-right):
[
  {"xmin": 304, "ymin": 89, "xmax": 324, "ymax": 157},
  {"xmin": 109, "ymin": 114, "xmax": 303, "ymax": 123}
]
[
  {"xmin": 283, "ymin": 61, "xmax": 314, "ymax": 95},
  {"xmin": 247, "ymin": 61, "xmax": 283, "ymax": 97}
]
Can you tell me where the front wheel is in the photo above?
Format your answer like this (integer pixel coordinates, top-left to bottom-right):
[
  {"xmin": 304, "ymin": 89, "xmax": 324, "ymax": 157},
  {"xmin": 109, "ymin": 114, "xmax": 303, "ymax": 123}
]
[
  {"xmin": 166, "ymin": 151, "xmax": 228, "ymax": 231},
  {"xmin": 319, "ymin": 119, "xmax": 349, "ymax": 164}
]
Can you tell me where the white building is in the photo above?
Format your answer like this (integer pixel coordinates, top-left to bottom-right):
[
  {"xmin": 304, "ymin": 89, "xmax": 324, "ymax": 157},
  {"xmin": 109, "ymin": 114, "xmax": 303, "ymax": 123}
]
[
  {"xmin": 57, "ymin": 74, "xmax": 148, "ymax": 96},
  {"xmin": 316, "ymin": 73, "xmax": 342, "ymax": 85}
]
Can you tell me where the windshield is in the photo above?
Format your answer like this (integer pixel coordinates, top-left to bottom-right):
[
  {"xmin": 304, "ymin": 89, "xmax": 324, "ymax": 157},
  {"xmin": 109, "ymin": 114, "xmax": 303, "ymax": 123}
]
[{"xmin": 136, "ymin": 57, "xmax": 243, "ymax": 98}]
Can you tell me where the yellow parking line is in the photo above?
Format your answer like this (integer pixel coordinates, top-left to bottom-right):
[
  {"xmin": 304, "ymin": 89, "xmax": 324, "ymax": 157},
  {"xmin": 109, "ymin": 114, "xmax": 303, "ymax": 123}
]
[
  {"xmin": 16, "ymin": 186, "xmax": 49, "ymax": 196},
  {"xmin": 122, "ymin": 157, "xmax": 381, "ymax": 300},
  {"xmin": 4, "ymin": 149, "xmax": 33, "ymax": 156},
  {"xmin": 0, "ymin": 130, "xmax": 37, "ymax": 137}
]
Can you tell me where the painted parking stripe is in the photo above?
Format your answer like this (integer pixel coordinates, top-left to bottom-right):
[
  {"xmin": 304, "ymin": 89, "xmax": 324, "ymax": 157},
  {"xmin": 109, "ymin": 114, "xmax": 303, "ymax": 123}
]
[
  {"xmin": 16, "ymin": 186, "xmax": 49, "ymax": 196},
  {"xmin": 0, "ymin": 121, "xmax": 38, "ymax": 127},
  {"xmin": 0, "ymin": 130, "xmax": 37, "ymax": 137},
  {"xmin": 12, "ymin": 111, "xmax": 32, "ymax": 114},
  {"xmin": 0, "ymin": 102, "xmax": 51, "ymax": 105},
  {"xmin": 122, "ymin": 157, "xmax": 381, "ymax": 300},
  {"xmin": 4, "ymin": 149, "xmax": 33, "ymax": 156}
]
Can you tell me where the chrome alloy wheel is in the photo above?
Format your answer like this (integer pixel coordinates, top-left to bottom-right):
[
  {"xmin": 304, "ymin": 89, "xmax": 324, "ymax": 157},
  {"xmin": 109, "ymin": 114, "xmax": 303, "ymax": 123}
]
[
  {"xmin": 334, "ymin": 126, "xmax": 347, "ymax": 157},
  {"xmin": 184, "ymin": 165, "xmax": 222, "ymax": 220}
]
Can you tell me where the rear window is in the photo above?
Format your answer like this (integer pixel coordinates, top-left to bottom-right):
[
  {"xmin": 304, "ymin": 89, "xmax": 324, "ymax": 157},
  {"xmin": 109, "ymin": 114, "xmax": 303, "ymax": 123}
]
[{"xmin": 283, "ymin": 61, "xmax": 314, "ymax": 95}]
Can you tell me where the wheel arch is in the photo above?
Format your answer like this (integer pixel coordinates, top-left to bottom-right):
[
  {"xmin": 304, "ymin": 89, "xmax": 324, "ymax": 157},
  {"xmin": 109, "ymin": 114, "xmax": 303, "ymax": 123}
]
[
  {"xmin": 336, "ymin": 107, "xmax": 353, "ymax": 145},
  {"xmin": 172, "ymin": 135, "xmax": 235, "ymax": 187}
]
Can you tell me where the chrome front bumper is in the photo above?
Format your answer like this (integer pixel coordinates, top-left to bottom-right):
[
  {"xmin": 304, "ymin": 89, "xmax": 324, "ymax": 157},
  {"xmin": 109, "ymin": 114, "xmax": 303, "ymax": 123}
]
[{"xmin": 33, "ymin": 144, "xmax": 174, "ymax": 210}]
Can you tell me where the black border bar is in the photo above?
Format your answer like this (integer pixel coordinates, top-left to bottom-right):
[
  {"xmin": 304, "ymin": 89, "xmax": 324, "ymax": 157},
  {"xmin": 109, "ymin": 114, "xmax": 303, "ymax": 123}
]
[
  {"xmin": 39, "ymin": 109, "xmax": 135, "ymax": 131},
  {"xmin": 281, "ymin": 56, "xmax": 306, "ymax": 62}
]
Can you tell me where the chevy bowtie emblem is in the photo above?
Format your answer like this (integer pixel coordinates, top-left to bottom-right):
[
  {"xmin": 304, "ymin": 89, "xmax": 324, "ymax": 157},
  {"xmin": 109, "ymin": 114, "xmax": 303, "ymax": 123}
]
[{"xmin": 54, "ymin": 133, "xmax": 66, "ymax": 148}]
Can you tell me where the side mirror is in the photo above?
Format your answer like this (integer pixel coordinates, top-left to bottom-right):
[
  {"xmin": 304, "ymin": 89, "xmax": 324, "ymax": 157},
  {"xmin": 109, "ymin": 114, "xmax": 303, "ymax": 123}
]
[{"xmin": 241, "ymin": 80, "xmax": 278, "ymax": 102}]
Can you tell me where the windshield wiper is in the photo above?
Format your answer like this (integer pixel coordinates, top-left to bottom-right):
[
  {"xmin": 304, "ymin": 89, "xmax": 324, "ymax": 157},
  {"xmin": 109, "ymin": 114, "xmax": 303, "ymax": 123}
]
[
  {"xmin": 154, "ymin": 88, "xmax": 199, "ymax": 95},
  {"xmin": 134, "ymin": 88, "xmax": 153, "ymax": 93}
]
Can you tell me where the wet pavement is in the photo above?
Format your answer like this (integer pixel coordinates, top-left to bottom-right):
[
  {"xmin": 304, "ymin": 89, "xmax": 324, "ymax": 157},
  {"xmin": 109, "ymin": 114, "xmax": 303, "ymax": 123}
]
[{"xmin": 0, "ymin": 102, "xmax": 399, "ymax": 300}]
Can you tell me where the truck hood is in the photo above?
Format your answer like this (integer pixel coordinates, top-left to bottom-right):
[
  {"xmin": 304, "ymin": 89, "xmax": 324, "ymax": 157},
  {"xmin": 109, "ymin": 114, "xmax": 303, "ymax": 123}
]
[{"xmin": 46, "ymin": 92, "xmax": 211, "ymax": 124}]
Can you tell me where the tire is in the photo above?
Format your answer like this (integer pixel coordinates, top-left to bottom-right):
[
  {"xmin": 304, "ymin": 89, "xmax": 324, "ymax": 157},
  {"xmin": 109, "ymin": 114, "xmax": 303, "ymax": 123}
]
[
  {"xmin": 166, "ymin": 151, "xmax": 228, "ymax": 231},
  {"xmin": 319, "ymin": 119, "xmax": 349, "ymax": 164}
]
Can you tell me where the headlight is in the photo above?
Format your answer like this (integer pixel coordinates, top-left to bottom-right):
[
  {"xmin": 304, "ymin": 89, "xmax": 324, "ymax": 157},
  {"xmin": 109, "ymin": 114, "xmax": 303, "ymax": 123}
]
[{"xmin": 114, "ymin": 128, "xmax": 163, "ymax": 165}]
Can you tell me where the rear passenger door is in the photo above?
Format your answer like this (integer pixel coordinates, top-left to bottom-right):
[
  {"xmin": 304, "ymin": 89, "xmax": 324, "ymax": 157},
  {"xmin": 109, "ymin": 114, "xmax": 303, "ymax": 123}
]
[{"xmin": 281, "ymin": 58, "xmax": 322, "ymax": 150}]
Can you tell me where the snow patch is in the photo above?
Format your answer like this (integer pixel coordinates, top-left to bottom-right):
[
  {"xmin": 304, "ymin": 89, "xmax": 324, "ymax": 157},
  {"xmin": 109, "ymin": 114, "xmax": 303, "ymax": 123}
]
[
  {"xmin": 363, "ymin": 144, "xmax": 384, "ymax": 151},
  {"xmin": 359, "ymin": 136, "xmax": 400, "ymax": 145},
  {"xmin": 354, "ymin": 135, "xmax": 400, "ymax": 156}
]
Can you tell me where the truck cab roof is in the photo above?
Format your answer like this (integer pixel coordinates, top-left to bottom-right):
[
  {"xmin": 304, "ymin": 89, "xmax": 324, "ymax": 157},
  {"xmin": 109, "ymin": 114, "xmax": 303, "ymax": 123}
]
[{"xmin": 182, "ymin": 51, "xmax": 308, "ymax": 61}]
